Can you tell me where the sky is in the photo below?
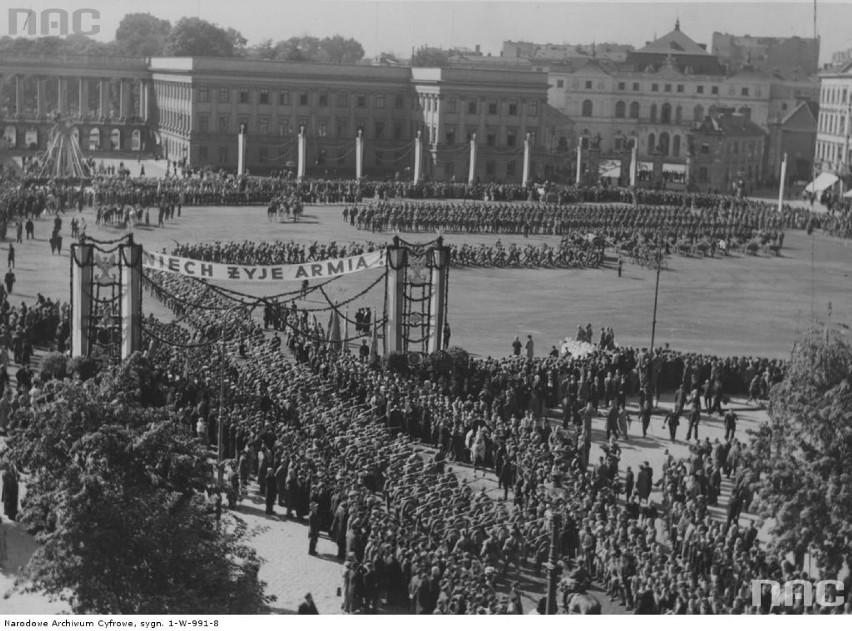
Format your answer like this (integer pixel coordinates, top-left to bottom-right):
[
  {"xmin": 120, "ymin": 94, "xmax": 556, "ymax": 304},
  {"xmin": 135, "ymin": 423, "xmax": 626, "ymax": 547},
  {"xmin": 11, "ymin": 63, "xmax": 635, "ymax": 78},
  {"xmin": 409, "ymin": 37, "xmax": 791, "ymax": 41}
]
[{"xmin": 5, "ymin": 0, "xmax": 852, "ymax": 63}]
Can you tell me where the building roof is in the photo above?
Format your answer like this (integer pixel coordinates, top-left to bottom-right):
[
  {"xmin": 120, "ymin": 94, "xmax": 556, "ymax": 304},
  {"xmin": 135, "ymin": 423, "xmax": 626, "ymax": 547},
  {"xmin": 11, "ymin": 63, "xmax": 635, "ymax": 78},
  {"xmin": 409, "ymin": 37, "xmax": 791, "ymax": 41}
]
[
  {"xmin": 692, "ymin": 113, "xmax": 767, "ymax": 137},
  {"xmin": 779, "ymin": 101, "xmax": 818, "ymax": 132},
  {"xmin": 635, "ymin": 23, "xmax": 711, "ymax": 56}
]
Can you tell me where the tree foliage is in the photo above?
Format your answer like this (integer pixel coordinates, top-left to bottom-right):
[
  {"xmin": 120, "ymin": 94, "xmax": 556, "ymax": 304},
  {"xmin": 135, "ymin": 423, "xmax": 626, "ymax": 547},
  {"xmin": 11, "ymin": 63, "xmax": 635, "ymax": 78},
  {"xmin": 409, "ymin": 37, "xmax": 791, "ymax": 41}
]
[
  {"xmin": 411, "ymin": 47, "xmax": 451, "ymax": 68},
  {"xmin": 749, "ymin": 328, "xmax": 852, "ymax": 577},
  {"xmin": 2, "ymin": 356, "xmax": 271, "ymax": 614},
  {"xmin": 0, "ymin": 35, "xmax": 113, "ymax": 57},
  {"xmin": 114, "ymin": 13, "xmax": 171, "ymax": 57},
  {"xmin": 246, "ymin": 35, "xmax": 364, "ymax": 63},
  {"xmin": 164, "ymin": 18, "xmax": 245, "ymax": 58}
]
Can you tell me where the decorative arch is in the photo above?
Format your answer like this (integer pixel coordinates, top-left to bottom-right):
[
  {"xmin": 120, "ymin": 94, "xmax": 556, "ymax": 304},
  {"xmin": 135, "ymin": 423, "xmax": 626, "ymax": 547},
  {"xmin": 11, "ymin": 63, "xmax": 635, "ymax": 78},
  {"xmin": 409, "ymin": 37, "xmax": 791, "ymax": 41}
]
[
  {"xmin": 131, "ymin": 129, "xmax": 141, "ymax": 151},
  {"xmin": 648, "ymin": 133, "xmax": 656, "ymax": 154},
  {"xmin": 3, "ymin": 126, "xmax": 17, "ymax": 149},
  {"xmin": 672, "ymin": 135, "xmax": 681, "ymax": 157},
  {"xmin": 650, "ymin": 104, "xmax": 657, "ymax": 122},
  {"xmin": 661, "ymin": 103, "xmax": 672, "ymax": 124},
  {"xmin": 110, "ymin": 128, "xmax": 121, "ymax": 150},
  {"xmin": 615, "ymin": 101, "xmax": 626, "ymax": 118},
  {"xmin": 693, "ymin": 105, "xmax": 704, "ymax": 122},
  {"xmin": 581, "ymin": 99, "xmax": 593, "ymax": 117}
]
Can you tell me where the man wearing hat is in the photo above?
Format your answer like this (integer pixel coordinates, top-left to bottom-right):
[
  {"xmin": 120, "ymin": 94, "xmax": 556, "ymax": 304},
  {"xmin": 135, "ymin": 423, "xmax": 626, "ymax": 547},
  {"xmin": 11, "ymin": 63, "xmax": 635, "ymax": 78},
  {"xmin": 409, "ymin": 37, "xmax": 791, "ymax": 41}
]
[{"xmin": 308, "ymin": 501, "xmax": 321, "ymax": 555}]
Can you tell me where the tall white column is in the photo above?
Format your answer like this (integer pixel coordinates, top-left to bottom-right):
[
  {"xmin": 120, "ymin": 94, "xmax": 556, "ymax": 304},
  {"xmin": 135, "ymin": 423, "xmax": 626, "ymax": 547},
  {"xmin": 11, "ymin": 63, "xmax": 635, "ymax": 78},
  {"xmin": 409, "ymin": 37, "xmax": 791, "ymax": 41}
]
[
  {"xmin": 297, "ymin": 125, "xmax": 306, "ymax": 181},
  {"xmin": 15, "ymin": 75, "xmax": 23, "ymax": 116},
  {"xmin": 119, "ymin": 80, "xmax": 129, "ymax": 120},
  {"xmin": 57, "ymin": 76, "xmax": 68, "ymax": 116},
  {"xmin": 78, "ymin": 77, "xmax": 87, "ymax": 118},
  {"xmin": 468, "ymin": 133, "xmax": 477, "ymax": 185},
  {"xmin": 36, "ymin": 77, "xmax": 45, "ymax": 118},
  {"xmin": 576, "ymin": 142, "xmax": 583, "ymax": 185},
  {"xmin": 355, "ymin": 129, "xmax": 364, "ymax": 179},
  {"xmin": 237, "ymin": 122, "xmax": 246, "ymax": 176},
  {"xmin": 630, "ymin": 143, "xmax": 638, "ymax": 187},
  {"xmin": 413, "ymin": 130, "xmax": 422, "ymax": 183},
  {"xmin": 522, "ymin": 132, "xmax": 531, "ymax": 186},
  {"xmin": 777, "ymin": 152, "xmax": 787, "ymax": 213}
]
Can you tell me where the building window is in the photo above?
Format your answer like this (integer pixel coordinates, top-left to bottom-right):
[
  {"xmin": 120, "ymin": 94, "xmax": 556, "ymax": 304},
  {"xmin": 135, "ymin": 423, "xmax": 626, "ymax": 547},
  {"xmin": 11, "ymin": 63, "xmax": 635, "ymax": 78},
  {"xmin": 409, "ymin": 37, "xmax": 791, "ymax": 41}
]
[
  {"xmin": 650, "ymin": 104, "xmax": 657, "ymax": 122},
  {"xmin": 258, "ymin": 116, "xmax": 269, "ymax": 134},
  {"xmin": 677, "ymin": 84, "xmax": 684, "ymax": 93},
  {"xmin": 218, "ymin": 146, "xmax": 228, "ymax": 164},
  {"xmin": 198, "ymin": 146, "xmax": 208, "ymax": 162},
  {"xmin": 711, "ymin": 86, "xmax": 719, "ymax": 95},
  {"xmin": 659, "ymin": 132, "xmax": 670, "ymax": 155},
  {"xmin": 447, "ymin": 98, "xmax": 457, "ymax": 113},
  {"xmin": 507, "ymin": 128, "xmax": 517, "ymax": 147},
  {"xmin": 199, "ymin": 87, "xmax": 210, "ymax": 103},
  {"xmin": 557, "ymin": 79, "xmax": 564, "ymax": 88},
  {"xmin": 585, "ymin": 80, "xmax": 592, "ymax": 89},
  {"xmin": 741, "ymin": 87, "xmax": 750, "ymax": 96},
  {"xmin": 630, "ymin": 101, "xmax": 640, "ymax": 118},
  {"xmin": 486, "ymin": 128, "xmax": 496, "ymax": 146},
  {"xmin": 697, "ymin": 85, "xmax": 704, "ymax": 94},
  {"xmin": 648, "ymin": 133, "xmax": 655, "ymax": 153},
  {"xmin": 374, "ymin": 121, "xmax": 385, "ymax": 138},
  {"xmin": 615, "ymin": 101, "xmax": 626, "ymax": 118},
  {"xmin": 528, "ymin": 129, "xmax": 537, "ymax": 146},
  {"xmin": 218, "ymin": 88, "xmax": 230, "ymax": 103},
  {"xmin": 356, "ymin": 93, "xmax": 366, "ymax": 108},
  {"xmin": 528, "ymin": 100, "xmax": 540, "ymax": 115},
  {"xmin": 198, "ymin": 115, "xmax": 209, "ymax": 133},
  {"xmin": 694, "ymin": 105, "xmax": 704, "ymax": 121},
  {"xmin": 618, "ymin": 82, "xmax": 626, "ymax": 90},
  {"xmin": 488, "ymin": 100, "xmax": 498, "ymax": 115},
  {"xmin": 278, "ymin": 119, "xmax": 289, "ymax": 136},
  {"xmin": 468, "ymin": 99, "xmax": 477, "ymax": 115},
  {"xmin": 675, "ymin": 105, "xmax": 682, "ymax": 124},
  {"xmin": 652, "ymin": 83, "xmax": 659, "ymax": 92},
  {"xmin": 336, "ymin": 93, "xmax": 348, "ymax": 108},
  {"xmin": 445, "ymin": 128, "xmax": 456, "ymax": 145},
  {"xmin": 259, "ymin": 89, "xmax": 269, "ymax": 105},
  {"xmin": 299, "ymin": 92, "xmax": 309, "ymax": 106},
  {"xmin": 239, "ymin": 89, "xmax": 249, "ymax": 104},
  {"xmin": 506, "ymin": 160, "xmax": 516, "ymax": 177},
  {"xmin": 375, "ymin": 94, "xmax": 385, "ymax": 108},
  {"xmin": 279, "ymin": 90, "xmax": 290, "ymax": 106},
  {"xmin": 393, "ymin": 121, "xmax": 403, "ymax": 140},
  {"xmin": 336, "ymin": 120, "xmax": 348, "ymax": 137},
  {"xmin": 701, "ymin": 142, "xmax": 710, "ymax": 154},
  {"xmin": 318, "ymin": 93, "xmax": 328, "ymax": 107},
  {"xmin": 394, "ymin": 94, "xmax": 404, "ymax": 109},
  {"xmin": 661, "ymin": 103, "xmax": 671, "ymax": 124},
  {"xmin": 581, "ymin": 100, "xmax": 593, "ymax": 117},
  {"xmin": 218, "ymin": 116, "xmax": 230, "ymax": 133},
  {"xmin": 664, "ymin": 84, "xmax": 672, "ymax": 92},
  {"xmin": 633, "ymin": 82, "xmax": 640, "ymax": 91},
  {"xmin": 508, "ymin": 100, "xmax": 518, "ymax": 116}
]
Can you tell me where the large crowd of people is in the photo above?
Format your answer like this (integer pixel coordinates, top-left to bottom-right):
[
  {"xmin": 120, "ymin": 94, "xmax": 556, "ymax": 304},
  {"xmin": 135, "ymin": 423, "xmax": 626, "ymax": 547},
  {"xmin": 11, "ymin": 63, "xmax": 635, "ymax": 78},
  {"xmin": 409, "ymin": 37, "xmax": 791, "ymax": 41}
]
[{"xmin": 117, "ymin": 258, "xmax": 849, "ymax": 616}]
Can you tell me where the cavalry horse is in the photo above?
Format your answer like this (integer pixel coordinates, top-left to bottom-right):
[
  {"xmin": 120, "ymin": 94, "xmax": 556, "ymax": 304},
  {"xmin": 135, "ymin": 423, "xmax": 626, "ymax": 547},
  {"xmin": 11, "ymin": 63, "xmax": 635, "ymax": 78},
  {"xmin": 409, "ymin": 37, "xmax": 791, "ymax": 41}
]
[{"xmin": 470, "ymin": 426, "xmax": 488, "ymax": 477}]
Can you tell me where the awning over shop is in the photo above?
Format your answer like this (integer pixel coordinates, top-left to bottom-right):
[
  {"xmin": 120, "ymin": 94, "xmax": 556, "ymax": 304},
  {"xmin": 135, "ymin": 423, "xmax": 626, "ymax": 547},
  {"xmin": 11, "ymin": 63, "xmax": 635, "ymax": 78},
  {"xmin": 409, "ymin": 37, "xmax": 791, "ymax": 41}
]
[{"xmin": 804, "ymin": 172, "xmax": 839, "ymax": 193}]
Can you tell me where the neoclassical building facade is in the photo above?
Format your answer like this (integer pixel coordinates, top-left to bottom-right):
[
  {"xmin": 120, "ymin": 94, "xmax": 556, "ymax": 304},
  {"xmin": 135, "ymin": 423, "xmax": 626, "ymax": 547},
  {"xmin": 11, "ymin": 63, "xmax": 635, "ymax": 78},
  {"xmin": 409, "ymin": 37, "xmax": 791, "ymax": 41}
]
[{"xmin": 0, "ymin": 54, "xmax": 574, "ymax": 181}]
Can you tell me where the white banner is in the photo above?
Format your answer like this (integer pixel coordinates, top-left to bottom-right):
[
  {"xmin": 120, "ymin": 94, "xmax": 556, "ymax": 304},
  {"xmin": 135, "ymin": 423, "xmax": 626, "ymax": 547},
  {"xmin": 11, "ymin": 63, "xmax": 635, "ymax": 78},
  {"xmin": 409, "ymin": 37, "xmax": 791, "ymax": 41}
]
[{"xmin": 142, "ymin": 249, "xmax": 385, "ymax": 282}]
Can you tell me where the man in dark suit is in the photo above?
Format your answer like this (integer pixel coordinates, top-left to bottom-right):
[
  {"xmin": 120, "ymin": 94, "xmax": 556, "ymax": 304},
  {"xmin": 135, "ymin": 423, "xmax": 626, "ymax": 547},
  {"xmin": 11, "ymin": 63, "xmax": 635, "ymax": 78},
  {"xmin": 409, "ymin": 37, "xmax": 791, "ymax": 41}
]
[
  {"xmin": 308, "ymin": 501, "xmax": 321, "ymax": 555},
  {"xmin": 298, "ymin": 593, "xmax": 318, "ymax": 614},
  {"xmin": 636, "ymin": 462, "xmax": 653, "ymax": 504}
]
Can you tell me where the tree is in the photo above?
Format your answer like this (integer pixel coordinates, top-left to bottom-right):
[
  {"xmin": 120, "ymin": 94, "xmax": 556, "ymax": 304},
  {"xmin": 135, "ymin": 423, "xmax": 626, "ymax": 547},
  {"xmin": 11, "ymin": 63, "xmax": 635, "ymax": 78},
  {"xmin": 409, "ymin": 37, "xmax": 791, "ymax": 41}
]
[
  {"xmin": 2, "ymin": 356, "xmax": 272, "ymax": 614},
  {"xmin": 318, "ymin": 35, "xmax": 365, "ymax": 64},
  {"xmin": 749, "ymin": 327, "xmax": 852, "ymax": 578},
  {"xmin": 411, "ymin": 47, "xmax": 451, "ymax": 68},
  {"xmin": 164, "ymin": 18, "xmax": 244, "ymax": 58},
  {"xmin": 114, "ymin": 13, "xmax": 171, "ymax": 57}
]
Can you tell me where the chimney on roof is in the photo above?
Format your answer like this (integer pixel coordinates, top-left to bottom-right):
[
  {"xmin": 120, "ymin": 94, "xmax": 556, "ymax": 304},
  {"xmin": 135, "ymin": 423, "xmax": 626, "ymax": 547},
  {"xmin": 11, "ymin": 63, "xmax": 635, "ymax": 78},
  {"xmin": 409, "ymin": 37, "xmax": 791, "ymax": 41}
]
[{"xmin": 675, "ymin": 18, "xmax": 680, "ymax": 31}]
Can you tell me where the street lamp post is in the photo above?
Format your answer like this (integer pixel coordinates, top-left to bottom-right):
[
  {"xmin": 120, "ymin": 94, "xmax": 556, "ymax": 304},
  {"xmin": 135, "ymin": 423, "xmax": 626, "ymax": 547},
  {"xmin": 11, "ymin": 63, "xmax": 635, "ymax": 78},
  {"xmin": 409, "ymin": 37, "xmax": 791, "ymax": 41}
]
[
  {"xmin": 545, "ymin": 509, "xmax": 562, "ymax": 615},
  {"xmin": 650, "ymin": 237, "xmax": 663, "ymax": 352},
  {"xmin": 217, "ymin": 318, "xmax": 226, "ymax": 487}
]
